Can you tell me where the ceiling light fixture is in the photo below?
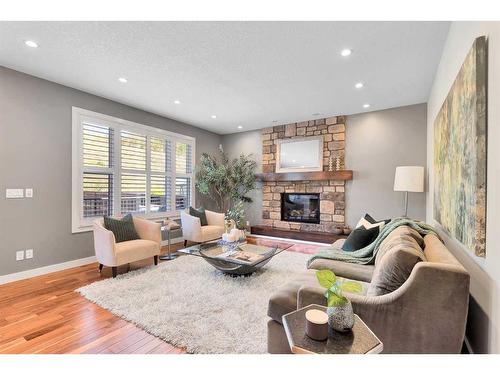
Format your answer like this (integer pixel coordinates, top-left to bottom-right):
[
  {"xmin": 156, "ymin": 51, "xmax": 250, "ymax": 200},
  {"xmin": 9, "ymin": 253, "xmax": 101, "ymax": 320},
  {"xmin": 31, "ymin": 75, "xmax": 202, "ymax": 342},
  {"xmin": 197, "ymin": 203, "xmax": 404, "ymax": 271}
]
[
  {"xmin": 340, "ymin": 48, "xmax": 352, "ymax": 57},
  {"xmin": 355, "ymin": 82, "xmax": 364, "ymax": 89},
  {"xmin": 174, "ymin": 100, "xmax": 181, "ymax": 104},
  {"xmin": 211, "ymin": 115, "xmax": 217, "ymax": 119},
  {"xmin": 237, "ymin": 125, "xmax": 243, "ymax": 129},
  {"xmin": 24, "ymin": 40, "xmax": 38, "ymax": 48},
  {"xmin": 118, "ymin": 77, "xmax": 128, "ymax": 83},
  {"xmin": 363, "ymin": 104, "xmax": 370, "ymax": 109}
]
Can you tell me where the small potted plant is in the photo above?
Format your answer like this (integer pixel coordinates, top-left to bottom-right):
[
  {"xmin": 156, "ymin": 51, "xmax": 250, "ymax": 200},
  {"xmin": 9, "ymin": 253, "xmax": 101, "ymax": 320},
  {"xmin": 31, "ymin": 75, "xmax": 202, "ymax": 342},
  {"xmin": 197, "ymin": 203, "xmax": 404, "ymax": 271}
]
[{"xmin": 316, "ymin": 269, "xmax": 362, "ymax": 332}]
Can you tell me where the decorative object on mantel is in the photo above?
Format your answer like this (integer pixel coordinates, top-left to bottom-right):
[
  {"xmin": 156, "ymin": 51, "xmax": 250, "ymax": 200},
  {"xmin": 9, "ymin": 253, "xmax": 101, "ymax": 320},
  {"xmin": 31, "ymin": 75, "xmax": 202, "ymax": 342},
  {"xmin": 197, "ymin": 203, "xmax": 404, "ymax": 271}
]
[
  {"xmin": 393, "ymin": 166, "xmax": 424, "ymax": 217},
  {"xmin": 433, "ymin": 35, "xmax": 487, "ymax": 258},
  {"xmin": 316, "ymin": 269, "xmax": 362, "ymax": 332},
  {"xmin": 328, "ymin": 155, "xmax": 334, "ymax": 171},
  {"xmin": 305, "ymin": 309, "xmax": 329, "ymax": 341},
  {"xmin": 335, "ymin": 156, "xmax": 341, "ymax": 171},
  {"xmin": 196, "ymin": 150, "xmax": 257, "ymax": 212}
]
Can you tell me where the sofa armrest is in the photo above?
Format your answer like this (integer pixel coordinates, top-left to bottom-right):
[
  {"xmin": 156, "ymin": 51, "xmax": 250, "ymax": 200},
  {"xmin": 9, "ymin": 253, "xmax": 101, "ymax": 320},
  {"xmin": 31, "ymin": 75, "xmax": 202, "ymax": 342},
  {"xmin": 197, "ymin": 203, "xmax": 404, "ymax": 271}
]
[
  {"xmin": 181, "ymin": 211, "xmax": 202, "ymax": 241},
  {"xmin": 205, "ymin": 210, "xmax": 225, "ymax": 227},
  {"xmin": 133, "ymin": 217, "xmax": 161, "ymax": 245},
  {"xmin": 93, "ymin": 220, "xmax": 117, "ymax": 266},
  {"xmin": 297, "ymin": 286, "xmax": 327, "ymax": 309}
]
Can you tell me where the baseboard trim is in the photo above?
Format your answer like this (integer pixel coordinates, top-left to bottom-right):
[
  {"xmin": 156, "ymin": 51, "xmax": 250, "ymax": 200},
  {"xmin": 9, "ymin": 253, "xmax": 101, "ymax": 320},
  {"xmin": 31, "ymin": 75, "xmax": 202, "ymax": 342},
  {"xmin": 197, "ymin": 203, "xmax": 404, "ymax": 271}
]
[{"xmin": 0, "ymin": 256, "xmax": 97, "ymax": 285}]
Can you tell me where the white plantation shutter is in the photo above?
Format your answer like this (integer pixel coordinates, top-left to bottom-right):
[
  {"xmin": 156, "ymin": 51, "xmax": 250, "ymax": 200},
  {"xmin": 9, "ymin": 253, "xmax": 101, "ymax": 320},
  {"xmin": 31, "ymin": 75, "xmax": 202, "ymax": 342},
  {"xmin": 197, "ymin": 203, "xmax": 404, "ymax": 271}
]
[
  {"xmin": 81, "ymin": 123, "xmax": 114, "ymax": 218},
  {"xmin": 73, "ymin": 108, "xmax": 195, "ymax": 232},
  {"xmin": 121, "ymin": 131, "xmax": 147, "ymax": 214}
]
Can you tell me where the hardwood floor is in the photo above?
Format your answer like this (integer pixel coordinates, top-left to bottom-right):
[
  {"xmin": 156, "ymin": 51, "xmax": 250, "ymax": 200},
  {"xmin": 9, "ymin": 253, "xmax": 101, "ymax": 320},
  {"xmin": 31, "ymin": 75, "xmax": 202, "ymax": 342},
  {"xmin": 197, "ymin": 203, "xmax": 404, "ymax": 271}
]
[{"xmin": 0, "ymin": 244, "xmax": 187, "ymax": 354}]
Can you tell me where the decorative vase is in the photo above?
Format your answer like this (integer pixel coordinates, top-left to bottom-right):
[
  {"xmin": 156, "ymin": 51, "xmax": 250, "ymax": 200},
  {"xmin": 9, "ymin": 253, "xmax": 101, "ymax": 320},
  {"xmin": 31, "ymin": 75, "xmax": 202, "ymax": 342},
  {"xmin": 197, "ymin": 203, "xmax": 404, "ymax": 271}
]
[{"xmin": 327, "ymin": 299, "xmax": 355, "ymax": 332}]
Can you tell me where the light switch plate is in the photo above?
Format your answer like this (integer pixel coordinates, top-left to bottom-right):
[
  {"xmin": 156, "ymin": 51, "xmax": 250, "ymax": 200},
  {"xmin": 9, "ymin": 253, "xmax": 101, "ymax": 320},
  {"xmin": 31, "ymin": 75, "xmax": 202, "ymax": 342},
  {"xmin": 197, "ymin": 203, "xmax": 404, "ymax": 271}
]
[
  {"xmin": 16, "ymin": 251, "xmax": 24, "ymax": 261},
  {"xmin": 25, "ymin": 188, "xmax": 33, "ymax": 198},
  {"xmin": 25, "ymin": 249, "xmax": 34, "ymax": 259},
  {"xmin": 6, "ymin": 189, "xmax": 24, "ymax": 199}
]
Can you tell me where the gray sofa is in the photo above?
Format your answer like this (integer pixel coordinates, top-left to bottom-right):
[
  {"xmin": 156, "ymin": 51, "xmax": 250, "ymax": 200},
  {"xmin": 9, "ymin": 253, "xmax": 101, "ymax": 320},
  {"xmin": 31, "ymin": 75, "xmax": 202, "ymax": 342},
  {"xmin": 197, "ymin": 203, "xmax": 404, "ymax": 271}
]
[{"xmin": 267, "ymin": 227, "xmax": 470, "ymax": 354}]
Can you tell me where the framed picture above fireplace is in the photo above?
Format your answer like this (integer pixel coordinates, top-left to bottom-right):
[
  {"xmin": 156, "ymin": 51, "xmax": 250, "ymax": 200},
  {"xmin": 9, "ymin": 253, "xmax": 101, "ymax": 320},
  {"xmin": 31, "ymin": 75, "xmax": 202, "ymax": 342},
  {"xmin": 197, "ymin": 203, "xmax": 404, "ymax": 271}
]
[{"xmin": 275, "ymin": 136, "xmax": 323, "ymax": 173}]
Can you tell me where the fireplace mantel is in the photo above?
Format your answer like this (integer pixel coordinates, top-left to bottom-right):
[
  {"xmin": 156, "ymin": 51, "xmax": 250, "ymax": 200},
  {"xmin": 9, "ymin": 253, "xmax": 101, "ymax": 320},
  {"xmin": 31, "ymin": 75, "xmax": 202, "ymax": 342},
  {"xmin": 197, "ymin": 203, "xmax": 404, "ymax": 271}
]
[{"xmin": 255, "ymin": 170, "xmax": 353, "ymax": 182}]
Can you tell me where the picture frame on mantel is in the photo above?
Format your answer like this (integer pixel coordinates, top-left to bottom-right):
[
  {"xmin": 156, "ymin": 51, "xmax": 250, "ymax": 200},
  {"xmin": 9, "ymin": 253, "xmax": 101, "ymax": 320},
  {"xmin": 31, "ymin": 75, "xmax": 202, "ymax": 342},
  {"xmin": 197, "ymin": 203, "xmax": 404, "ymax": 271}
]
[{"xmin": 275, "ymin": 136, "xmax": 323, "ymax": 173}]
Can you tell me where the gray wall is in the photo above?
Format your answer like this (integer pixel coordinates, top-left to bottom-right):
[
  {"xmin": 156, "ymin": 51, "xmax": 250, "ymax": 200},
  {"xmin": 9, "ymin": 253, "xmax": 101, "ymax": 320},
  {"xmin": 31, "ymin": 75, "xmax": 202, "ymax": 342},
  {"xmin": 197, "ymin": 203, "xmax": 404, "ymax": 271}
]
[
  {"xmin": 426, "ymin": 22, "xmax": 500, "ymax": 353},
  {"xmin": 221, "ymin": 130, "xmax": 263, "ymax": 226},
  {"xmin": 345, "ymin": 104, "xmax": 427, "ymax": 227},
  {"xmin": 222, "ymin": 104, "xmax": 427, "ymax": 230},
  {"xmin": 0, "ymin": 66, "xmax": 221, "ymax": 276}
]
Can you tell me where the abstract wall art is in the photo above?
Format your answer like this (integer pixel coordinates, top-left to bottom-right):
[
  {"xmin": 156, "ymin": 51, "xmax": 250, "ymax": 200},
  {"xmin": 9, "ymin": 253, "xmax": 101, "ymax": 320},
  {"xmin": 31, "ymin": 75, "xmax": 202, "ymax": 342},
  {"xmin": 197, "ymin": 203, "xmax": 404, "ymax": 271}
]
[{"xmin": 433, "ymin": 35, "xmax": 487, "ymax": 257}]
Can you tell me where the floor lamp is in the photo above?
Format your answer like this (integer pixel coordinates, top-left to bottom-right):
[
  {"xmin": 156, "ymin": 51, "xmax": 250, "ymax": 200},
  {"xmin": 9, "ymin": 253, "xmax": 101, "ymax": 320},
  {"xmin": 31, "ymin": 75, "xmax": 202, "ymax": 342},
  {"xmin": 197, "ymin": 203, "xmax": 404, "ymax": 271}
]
[{"xmin": 393, "ymin": 166, "xmax": 424, "ymax": 217}]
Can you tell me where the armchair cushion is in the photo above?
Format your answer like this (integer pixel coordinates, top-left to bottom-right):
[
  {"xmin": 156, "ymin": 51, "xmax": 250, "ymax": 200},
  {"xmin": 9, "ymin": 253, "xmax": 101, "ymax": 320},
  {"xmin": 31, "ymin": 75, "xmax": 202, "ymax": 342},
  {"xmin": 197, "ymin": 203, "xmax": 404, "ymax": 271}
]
[
  {"xmin": 189, "ymin": 207, "xmax": 208, "ymax": 226},
  {"xmin": 114, "ymin": 239, "xmax": 160, "ymax": 264},
  {"xmin": 103, "ymin": 213, "xmax": 140, "ymax": 243}
]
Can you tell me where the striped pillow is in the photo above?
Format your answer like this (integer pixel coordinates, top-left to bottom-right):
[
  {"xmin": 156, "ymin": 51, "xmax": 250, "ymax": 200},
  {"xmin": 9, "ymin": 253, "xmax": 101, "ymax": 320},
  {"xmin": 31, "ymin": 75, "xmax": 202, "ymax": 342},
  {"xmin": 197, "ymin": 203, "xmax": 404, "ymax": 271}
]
[{"xmin": 103, "ymin": 213, "xmax": 140, "ymax": 243}]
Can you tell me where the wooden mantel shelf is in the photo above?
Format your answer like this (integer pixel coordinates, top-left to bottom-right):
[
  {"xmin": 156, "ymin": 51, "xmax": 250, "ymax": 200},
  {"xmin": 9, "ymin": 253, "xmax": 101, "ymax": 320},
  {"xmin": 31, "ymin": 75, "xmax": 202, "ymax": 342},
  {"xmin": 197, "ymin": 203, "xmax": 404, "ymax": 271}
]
[{"xmin": 255, "ymin": 170, "xmax": 353, "ymax": 182}]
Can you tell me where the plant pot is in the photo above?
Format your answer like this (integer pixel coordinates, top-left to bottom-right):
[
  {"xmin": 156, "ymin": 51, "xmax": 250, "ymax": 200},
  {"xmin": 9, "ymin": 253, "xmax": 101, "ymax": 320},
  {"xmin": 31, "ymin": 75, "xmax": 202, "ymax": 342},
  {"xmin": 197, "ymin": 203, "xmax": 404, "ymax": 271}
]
[
  {"xmin": 326, "ymin": 299, "xmax": 355, "ymax": 332},
  {"xmin": 331, "ymin": 227, "xmax": 343, "ymax": 235}
]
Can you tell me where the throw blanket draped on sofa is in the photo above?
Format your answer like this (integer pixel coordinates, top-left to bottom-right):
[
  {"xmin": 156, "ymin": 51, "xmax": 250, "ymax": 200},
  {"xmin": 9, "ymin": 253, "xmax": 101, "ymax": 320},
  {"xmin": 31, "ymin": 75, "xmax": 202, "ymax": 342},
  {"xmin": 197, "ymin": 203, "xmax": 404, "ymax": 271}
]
[{"xmin": 307, "ymin": 218, "xmax": 439, "ymax": 266}]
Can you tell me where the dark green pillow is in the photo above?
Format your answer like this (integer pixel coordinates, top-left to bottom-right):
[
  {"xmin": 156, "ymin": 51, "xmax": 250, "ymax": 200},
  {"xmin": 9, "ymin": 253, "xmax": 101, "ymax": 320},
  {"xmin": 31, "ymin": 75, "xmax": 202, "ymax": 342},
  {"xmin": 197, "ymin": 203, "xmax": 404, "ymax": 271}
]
[
  {"xmin": 189, "ymin": 207, "xmax": 208, "ymax": 226},
  {"xmin": 342, "ymin": 226, "xmax": 380, "ymax": 252},
  {"xmin": 103, "ymin": 213, "xmax": 140, "ymax": 243}
]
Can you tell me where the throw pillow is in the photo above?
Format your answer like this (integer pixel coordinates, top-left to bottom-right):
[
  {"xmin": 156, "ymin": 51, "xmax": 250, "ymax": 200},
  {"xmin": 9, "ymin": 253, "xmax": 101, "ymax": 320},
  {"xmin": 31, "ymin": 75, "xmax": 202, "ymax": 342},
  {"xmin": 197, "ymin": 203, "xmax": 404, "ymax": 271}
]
[
  {"xmin": 356, "ymin": 217, "xmax": 385, "ymax": 231},
  {"xmin": 364, "ymin": 213, "xmax": 391, "ymax": 225},
  {"xmin": 189, "ymin": 206, "xmax": 208, "ymax": 226},
  {"xmin": 367, "ymin": 245, "xmax": 426, "ymax": 296},
  {"xmin": 342, "ymin": 226, "xmax": 380, "ymax": 252},
  {"xmin": 103, "ymin": 213, "xmax": 140, "ymax": 243}
]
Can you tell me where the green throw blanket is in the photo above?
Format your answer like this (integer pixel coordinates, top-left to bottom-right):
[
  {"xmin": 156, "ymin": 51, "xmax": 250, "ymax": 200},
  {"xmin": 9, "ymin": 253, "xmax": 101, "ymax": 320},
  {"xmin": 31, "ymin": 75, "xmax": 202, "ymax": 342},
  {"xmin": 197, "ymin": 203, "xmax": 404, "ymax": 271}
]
[{"xmin": 307, "ymin": 218, "xmax": 439, "ymax": 266}]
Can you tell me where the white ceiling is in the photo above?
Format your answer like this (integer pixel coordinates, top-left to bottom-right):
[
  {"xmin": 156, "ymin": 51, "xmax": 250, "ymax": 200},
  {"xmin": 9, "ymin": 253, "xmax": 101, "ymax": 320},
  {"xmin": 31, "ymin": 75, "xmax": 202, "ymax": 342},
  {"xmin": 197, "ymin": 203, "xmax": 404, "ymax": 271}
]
[{"xmin": 0, "ymin": 21, "xmax": 449, "ymax": 134}]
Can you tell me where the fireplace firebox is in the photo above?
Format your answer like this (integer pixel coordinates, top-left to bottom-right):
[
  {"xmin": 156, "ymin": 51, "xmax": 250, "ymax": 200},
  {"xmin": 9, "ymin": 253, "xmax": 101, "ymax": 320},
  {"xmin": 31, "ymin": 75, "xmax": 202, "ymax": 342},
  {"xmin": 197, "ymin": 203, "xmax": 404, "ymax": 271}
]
[{"xmin": 281, "ymin": 193, "xmax": 320, "ymax": 224}]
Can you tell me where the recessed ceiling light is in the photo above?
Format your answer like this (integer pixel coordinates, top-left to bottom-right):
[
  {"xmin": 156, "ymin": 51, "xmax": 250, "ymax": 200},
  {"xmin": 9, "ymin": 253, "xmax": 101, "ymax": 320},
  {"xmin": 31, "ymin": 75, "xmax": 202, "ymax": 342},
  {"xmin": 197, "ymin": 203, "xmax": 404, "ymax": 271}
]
[
  {"xmin": 173, "ymin": 100, "xmax": 181, "ymax": 104},
  {"xmin": 237, "ymin": 125, "xmax": 243, "ymax": 129},
  {"xmin": 272, "ymin": 120, "xmax": 278, "ymax": 123},
  {"xmin": 24, "ymin": 40, "xmax": 38, "ymax": 48},
  {"xmin": 312, "ymin": 113, "xmax": 321, "ymax": 116},
  {"xmin": 355, "ymin": 82, "xmax": 364, "ymax": 89},
  {"xmin": 211, "ymin": 115, "xmax": 217, "ymax": 119},
  {"xmin": 340, "ymin": 49, "xmax": 352, "ymax": 57},
  {"xmin": 118, "ymin": 77, "xmax": 128, "ymax": 83},
  {"xmin": 363, "ymin": 104, "xmax": 370, "ymax": 109}
]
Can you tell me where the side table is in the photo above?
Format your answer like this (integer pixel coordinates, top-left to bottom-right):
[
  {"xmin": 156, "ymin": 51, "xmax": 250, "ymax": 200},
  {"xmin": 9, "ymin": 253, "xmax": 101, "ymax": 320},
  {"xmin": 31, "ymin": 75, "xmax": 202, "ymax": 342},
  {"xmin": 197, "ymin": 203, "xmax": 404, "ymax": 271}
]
[
  {"xmin": 159, "ymin": 225, "xmax": 182, "ymax": 261},
  {"xmin": 282, "ymin": 304, "xmax": 383, "ymax": 354}
]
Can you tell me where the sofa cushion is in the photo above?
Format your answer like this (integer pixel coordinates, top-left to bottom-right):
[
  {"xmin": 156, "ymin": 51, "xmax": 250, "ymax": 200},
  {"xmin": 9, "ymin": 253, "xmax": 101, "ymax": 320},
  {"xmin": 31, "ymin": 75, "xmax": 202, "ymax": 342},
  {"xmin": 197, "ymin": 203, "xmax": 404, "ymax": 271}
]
[
  {"xmin": 103, "ymin": 213, "xmax": 140, "ymax": 243},
  {"xmin": 342, "ymin": 225, "xmax": 379, "ymax": 252},
  {"xmin": 189, "ymin": 206, "xmax": 208, "ymax": 226},
  {"xmin": 368, "ymin": 244, "xmax": 426, "ymax": 296},
  {"xmin": 114, "ymin": 239, "xmax": 159, "ymax": 264},
  {"xmin": 375, "ymin": 225, "xmax": 424, "ymax": 265},
  {"xmin": 307, "ymin": 258, "xmax": 374, "ymax": 282}
]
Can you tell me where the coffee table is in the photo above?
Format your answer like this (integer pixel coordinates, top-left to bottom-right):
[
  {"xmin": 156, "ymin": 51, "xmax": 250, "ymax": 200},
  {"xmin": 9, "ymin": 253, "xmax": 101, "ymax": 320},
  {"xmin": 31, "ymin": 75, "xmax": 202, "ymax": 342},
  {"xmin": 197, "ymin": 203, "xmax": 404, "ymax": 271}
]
[{"xmin": 179, "ymin": 240, "xmax": 292, "ymax": 275}]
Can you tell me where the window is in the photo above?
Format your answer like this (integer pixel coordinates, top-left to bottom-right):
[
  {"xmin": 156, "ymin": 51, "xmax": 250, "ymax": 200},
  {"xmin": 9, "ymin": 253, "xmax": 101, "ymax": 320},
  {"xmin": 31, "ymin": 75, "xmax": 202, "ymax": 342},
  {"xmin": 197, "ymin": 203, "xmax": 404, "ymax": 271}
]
[{"xmin": 72, "ymin": 107, "xmax": 195, "ymax": 232}]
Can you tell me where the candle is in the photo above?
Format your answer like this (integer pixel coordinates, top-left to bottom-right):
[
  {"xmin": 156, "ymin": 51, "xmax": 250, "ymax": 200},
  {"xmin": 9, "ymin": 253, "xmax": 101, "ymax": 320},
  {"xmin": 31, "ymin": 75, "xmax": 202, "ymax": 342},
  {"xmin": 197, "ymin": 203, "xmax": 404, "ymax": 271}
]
[{"xmin": 305, "ymin": 309, "xmax": 328, "ymax": 341}]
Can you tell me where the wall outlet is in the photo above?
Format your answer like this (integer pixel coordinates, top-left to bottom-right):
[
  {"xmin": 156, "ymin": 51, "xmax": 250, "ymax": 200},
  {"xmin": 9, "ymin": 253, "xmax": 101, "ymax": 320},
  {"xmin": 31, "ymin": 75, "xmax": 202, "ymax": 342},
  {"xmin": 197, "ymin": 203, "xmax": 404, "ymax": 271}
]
[
  {"xmin": 25, "ymin": 249, "xmax": 34, "ymax": 259},
  {"xmin": 16, "ymin": 250, "xmax": 24, "ymax": 261},
  {"xmin": 25, "ymin": 188, "xmax": 33, "ymax": 198},
  {"xmin": 6, "ymin": 189, "xmax": 24, "ymax": 199}
]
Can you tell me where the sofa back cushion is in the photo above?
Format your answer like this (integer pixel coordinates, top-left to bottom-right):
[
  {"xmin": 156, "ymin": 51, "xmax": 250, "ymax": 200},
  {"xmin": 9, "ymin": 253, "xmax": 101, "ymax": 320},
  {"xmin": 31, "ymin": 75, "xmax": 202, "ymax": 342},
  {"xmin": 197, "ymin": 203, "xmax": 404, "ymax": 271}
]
[
  {"xmin": 375, "ymin": 225, "xmax": 424, "ymax": 266},
  {"xmin": 368, "ymin": 235, "xmax": 426, "ymax": 296}
]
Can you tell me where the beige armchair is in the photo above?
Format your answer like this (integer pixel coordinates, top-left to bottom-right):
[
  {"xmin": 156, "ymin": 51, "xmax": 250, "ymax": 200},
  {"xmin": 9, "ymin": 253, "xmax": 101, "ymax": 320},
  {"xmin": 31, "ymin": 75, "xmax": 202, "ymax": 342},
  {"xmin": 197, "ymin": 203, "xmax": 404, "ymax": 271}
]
[
  {"xmin": 93, "ymin": 217, "xmax": 161, "ymax": 277},
  {"xmin": 180, "ymin": 209, "xmax": 225, "ymax": 246}
]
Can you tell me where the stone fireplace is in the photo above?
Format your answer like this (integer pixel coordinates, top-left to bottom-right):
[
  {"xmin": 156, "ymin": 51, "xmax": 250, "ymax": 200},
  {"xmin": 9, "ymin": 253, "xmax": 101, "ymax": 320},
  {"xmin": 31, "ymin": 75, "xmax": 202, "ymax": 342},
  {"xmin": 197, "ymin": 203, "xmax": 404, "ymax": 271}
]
[{"xmin": 260, "ymin": 116, "xmax": 347, "ymax": 233}]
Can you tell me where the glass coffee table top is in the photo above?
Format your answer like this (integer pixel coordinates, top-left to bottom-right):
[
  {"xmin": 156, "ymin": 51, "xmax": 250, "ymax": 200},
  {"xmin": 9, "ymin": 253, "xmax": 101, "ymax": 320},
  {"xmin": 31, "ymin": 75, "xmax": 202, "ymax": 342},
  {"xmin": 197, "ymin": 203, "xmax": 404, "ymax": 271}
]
[{"xmin": 179, "ymin": 240, "xmax": 293, "ymax": 275}]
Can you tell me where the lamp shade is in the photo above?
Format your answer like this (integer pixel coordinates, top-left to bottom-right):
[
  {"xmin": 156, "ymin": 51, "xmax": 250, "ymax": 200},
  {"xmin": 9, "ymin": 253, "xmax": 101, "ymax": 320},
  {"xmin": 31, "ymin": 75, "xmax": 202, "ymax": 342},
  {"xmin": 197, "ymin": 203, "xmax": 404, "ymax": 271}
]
[{"xmin": 394, "ymin": 166, "xmax": 424, "ymax": 192}]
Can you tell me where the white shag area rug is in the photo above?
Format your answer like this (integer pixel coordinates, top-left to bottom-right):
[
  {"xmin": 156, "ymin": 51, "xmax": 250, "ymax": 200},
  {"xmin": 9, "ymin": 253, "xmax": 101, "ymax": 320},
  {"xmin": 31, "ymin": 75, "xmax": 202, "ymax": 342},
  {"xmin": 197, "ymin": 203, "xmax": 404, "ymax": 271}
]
[{"xmin": 77, "ymin": 251, "xmax": 311, "ymax": 354}]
